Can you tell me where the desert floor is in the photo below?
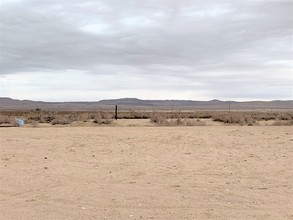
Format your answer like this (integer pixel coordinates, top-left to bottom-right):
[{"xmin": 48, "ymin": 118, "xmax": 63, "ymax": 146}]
[{"xmin": 0, "ymin": 125, "xmax": 292, "ymax": 219}]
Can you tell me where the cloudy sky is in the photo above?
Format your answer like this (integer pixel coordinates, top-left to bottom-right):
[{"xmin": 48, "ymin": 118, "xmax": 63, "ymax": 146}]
[{"xmin": 0, "ymin": 0, "xmax": 292, "ymax": 101}]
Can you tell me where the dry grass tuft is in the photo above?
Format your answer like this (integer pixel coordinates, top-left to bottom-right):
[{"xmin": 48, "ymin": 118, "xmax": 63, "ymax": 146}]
[
  {"xmin": 271, "ymin": 120, "xmax": 293, "ymax": 126},
  {"xmin": 150, "ymin": 114, "xmax": 206, "ymax": 126},
  {"xmin": 93, "ymin": 112, "xmax": 113, "ymax": 125},
  {"xmin": 150, "ymin": 113, "xmax": 167, "ymax": 125},
  {"xmin": 0, "ymin": 115, "xmax": 21, "ymax": 127},
  {"xmin": 212, "ymin": 112, "xmax": 255, "ymax": 125},
  {"xmin": 51, "ymin": 116, "xmax": 72, "ymax": 125},
  {"xmin": 182, "ymin": 118, "xmax": 206, "ymax": 126},
  {"xmin": 1, "ymin": 110, "xmax": 292, "ymax": 126},
  {"xmin": 0, "ymin": 115, "xmax": 12, "ymax": 124},
  {"xmin": 30, "ymin": 121, "xmax": 39, "ymax": 128}
]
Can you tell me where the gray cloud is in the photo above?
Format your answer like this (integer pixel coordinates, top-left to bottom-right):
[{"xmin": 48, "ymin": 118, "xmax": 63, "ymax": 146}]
[{"xmin": 0, "ymin": 0, "xmax": 292, "ymax": 100}]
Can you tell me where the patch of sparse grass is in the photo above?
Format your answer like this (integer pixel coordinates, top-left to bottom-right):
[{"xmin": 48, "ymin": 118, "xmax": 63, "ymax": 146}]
[
  {"xmin": 272, "ymin": 120, "xmax": 293, "ymax": 126},
  {"xmin": 51, "ymin": 116, "xmax": 72, "ymax": 125},
  {"xmin": 150, "ymin": 113, "xmax": 167, "ymax": 125},
  {"xmin": 30, "ymin": 121, "xmax": 39, "ymax": 128},
  {"xmin": 0, "ymin": 115, "xmax": 21, "ymax": 127},
  {"xmin": 150, "ymin": 114, "xmax": 206, "ymax": 126},
  {"xmin": 212, "ymin": 112, "xmax": 255, "ymax": 125},
  {"xmin": 93, "ymin": 112, "xmax": 113, "ymax": 125},
  {"xmin": 182, "ymin": 118, "xmax": 206, "ymax": 126},
  {"xmin": 1, "ymin": 110, "xmax": 292, "ymax": 126},
  {"xmin": 277, "ymin": 112, "xmax": 293, "ymax": 121},
  {"xmin": 0, "ymin": 115, "xmax": 11, "ymax": 124}
]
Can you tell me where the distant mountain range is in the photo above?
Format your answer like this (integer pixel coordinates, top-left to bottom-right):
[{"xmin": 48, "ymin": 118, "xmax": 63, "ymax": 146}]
[{"xmin": 0, "ymin": 97, "xmax": 292, "ymax": 111}]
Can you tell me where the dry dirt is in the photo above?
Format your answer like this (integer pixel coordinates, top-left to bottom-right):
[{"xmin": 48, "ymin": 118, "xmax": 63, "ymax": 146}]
[{"xmin": 0, "ymin": 126, "xmax": 292, "ymax": 220}]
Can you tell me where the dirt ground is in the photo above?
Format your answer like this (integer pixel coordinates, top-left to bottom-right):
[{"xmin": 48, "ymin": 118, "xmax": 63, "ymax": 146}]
[{"xmin": 0, "ymin": 126, "xmax": 292, "ymax": 219}]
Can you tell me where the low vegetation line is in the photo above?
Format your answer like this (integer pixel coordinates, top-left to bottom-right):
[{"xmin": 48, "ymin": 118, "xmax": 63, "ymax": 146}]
[
  {"xmin": 0, "ymin": 110, "xmax": 292, "ymax": 127},
  {"xmin": 0, "ymin": 109, "xmax": 293, "ymax": 126}
]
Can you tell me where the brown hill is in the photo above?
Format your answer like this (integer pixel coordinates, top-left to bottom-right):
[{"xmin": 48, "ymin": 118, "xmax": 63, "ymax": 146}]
[{"xmin": 0, "ymin": 97, "xmax": 292, "ymax": 111}]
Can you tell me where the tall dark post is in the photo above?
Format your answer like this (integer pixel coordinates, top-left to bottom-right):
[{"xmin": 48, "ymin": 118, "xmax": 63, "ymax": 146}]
[
  {"xmin": 228, "ymin": 102, "xmax": 232, "ymax": 123},
  {"xmin": 115, "ymin": 105, "xmax": 118, "ymax": 120}
]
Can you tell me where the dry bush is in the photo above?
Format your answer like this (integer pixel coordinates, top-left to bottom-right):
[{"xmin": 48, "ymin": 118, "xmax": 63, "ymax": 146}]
[
  {"xmin": 150, "ymin": 113, "xmax": 167, "ymax": 125},
  {"xmin": 11, "ymin": 120, "xmax": 20, "ymax": 127},
  {"xmin": 51, "ymin": 116, "xmax": 72, "ymax": 125},
  {"xmin": 0, "ymin": 115, "xmax": 11, "ymax": 124},
  {"xmin": 165, "ymin": 113, "xmax": 183, "ymax": 126},
  {"xmin": 118, "ymin": 111, "xmax": 210, "ymax": 120},
  {"xmin": 30, "ymin": 121, "xmax": 39, "ymax": 128},
  {"xmin": 249, "ymin": 112, "xmax": 293, "ymax": 121},
  {"xmin": 212, "ymin": 112, "xmax": 255, "ymax": 125},
  {"xmin": 76, "ymin": 113, "xmax": 92, "ymax": 122},
  {"xmin": 167, "ymin": 118, "xmax": 181, "ymax": 126},
  {"xmin": 93, "ymin": 112, "xmax": 113, "ymax": 124},
  {"xmin": 194, "ymin": 112, "xmax": 213, "ymax": 119},
  {"xmin": 150, "ymin": 114, "xmax": 206, "ymax": 126},
  {"xmin": 272, "ymin": 120, "xmax": 293, "ymax": 126},
  {"xmin": 26, "ymin": 111, "xmax": 55, "ymax": 123},
  {"xmin": 117, "ymin": 111, "xmax": 150, "ymax": 119},
  {"xmin": 128, "ymin": 111, "xmax": 149, "ymax": 119},
  {"xmin": 0, "ymin": 115, "xmax": 20, "ymax": 127},
  {"xmin": 15, "ymin": 111, "xmax": 114, "ymax": 125},
  {"xmin": 250, "ymin": 112, "xmax": 278, "ymax": 121},
  {"xmin": 2, "ymin": 110, "xmax": 292, "ymax": 126},
  {"xmin": 168, "ymin": 118, "xmax": 206, "ymax": 126},
  {"xmin": 277, "ymin": 112, "xmax": 293, "ymax": 121},
  {"xmin": 182, "ymin": 118, "xmax": 206, "ymax": 126}
]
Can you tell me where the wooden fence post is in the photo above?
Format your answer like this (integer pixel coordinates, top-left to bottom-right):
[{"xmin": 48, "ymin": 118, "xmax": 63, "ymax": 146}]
[{"xmin": 115, "ymin": 105, "xmax": 118, "ymax": 120}]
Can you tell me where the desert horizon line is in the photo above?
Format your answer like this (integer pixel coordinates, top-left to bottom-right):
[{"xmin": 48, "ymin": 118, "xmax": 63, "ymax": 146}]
[{"xmin": 1, "ymin": 96, "xmax": 292, "ymax": 103}]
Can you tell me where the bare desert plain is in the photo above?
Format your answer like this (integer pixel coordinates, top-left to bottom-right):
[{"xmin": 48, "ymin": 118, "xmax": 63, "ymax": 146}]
[{"xmin": 0, "ymin": 124, "xmax": 292, "ymax": 220}]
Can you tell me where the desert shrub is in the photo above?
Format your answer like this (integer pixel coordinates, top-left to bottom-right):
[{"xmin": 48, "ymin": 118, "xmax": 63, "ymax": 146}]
[
  {"xmin": 93, "ymin": 112, "xmax": 113, "ymax": 124},
  {"xmin": 277, "ymin": 112, "xmax": 293, "ymax": 121},
  {"xmin": 167, "ymin": 118, "xmax": 182, "ymax": 126},
  {"xmin": 117, "ymin": 111, "xmax": 150, "ymax": 119},
  {"xmin": 175, "ymin": 117, "xmax": 183, "ymax": 125},
  {"xmin": 193, "ymin": 112, "xmax": 213, "ymax": 119},
  {"xmin": 51, "ymin": 116, "xmax": 72, "ymax": 125},
  {"xmin": 212, "ymin": 112, "xmax": 255, "ymax": 125},
  {"xmin": 22, "ymin": 111, "xmax": 115, "ymax": 125},
  {"xmin": 26, "ymin": 111, "xmax": 55, "ymax": 123},
  {"xmin": 0, "ymin": 116, "xmax": 20, "ymax": 127},
  {"xmin": 245, "ymin": 116, "xmax": 255, "ymax": 126},
  {"xmin": 30, "ymin": 120, "xmax": 39, "ymax": 127},
  {"xmin": 150, "ymin": 113, "xmax": 167, "ymax": 125},
  {"xmin": 11, "ymin": 119, "xmax": 20, "ymax": 127},
  {"xmin": 272, "ymin": 120, "xmax": 293, "ymax": 126},
  {"xmin": 212, "ymin": 113, "xmax": 232, "ymax": 123},
  {"xmin": 129, "ymin": 111, "xmax": 149, "ymax": 119},
  {"xmin": 249, "ymin": 112, "xmax": 293, "ymax": 121},
  {"xmin": 251, "ymin": 112, "xmax": 278, "ymax": 121},
  {"xmin": 151, "ymin": 114, "xmax": 206, "ymax": 126},
  {"xmin": 0, "ymin": 115, "xmax": 26, "ymax": 127},
  {"xmin": 0, "ymin": 115, "xmax": 11, "ymax": 124},
  {"xmin": 168, "ymin": 113, "xmax": 181, "ymax": 119},
  {"xmin": 182, "ymin": 118, "xmax": 206, "ymax": 126},
  {"xmin": 2, "ymin": 110, "xmax": 292, "ymax": 126},
  {"xmin": 75, "ymin": 113, "xmax": 91, "ymax": 122}
]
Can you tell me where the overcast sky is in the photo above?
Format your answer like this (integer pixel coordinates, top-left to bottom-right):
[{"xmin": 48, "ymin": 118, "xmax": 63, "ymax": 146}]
[{"xmin": 0, "ymin": 0, "xmax": 292, "ymax": 101}]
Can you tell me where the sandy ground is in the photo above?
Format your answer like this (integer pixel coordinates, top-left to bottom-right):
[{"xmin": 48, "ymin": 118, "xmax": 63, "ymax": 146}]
[{"xmin": 0, "ymin": 126, "xmax": 292, "ymax": 220}]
